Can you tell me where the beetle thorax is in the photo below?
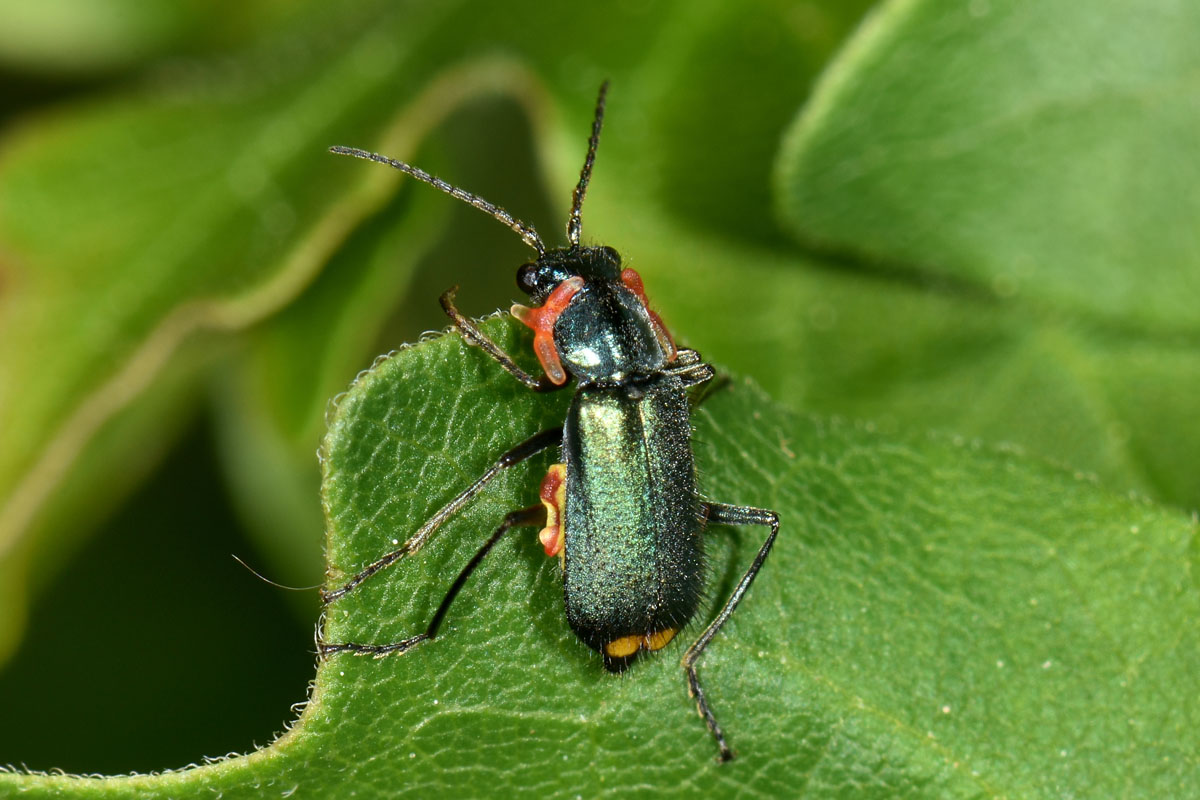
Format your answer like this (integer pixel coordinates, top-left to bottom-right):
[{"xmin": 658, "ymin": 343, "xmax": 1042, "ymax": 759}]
[{"xmin": 553, "ymin": 280, "xmax": 669, "ymax": 384}]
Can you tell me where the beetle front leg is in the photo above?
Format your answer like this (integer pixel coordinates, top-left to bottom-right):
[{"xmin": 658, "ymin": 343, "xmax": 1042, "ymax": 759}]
[
  {"xmin": 684, "ymin": 502, "xmax": 780, "ymax": 762},
  {"xmin": 440, "ymin": 287, "xmax": 563, "ymax": 392}
]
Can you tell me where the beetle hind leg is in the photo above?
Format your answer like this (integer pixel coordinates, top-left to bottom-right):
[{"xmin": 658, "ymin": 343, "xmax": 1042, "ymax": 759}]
[{"xmin": 684, "ymin": 502, "xmax": 779, "ymax": 762}]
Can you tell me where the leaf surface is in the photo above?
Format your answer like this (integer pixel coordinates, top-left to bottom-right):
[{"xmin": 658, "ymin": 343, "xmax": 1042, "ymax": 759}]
[{"xmin": 6, "ymin": 320, "xmax": 1196, "ymax": 798}]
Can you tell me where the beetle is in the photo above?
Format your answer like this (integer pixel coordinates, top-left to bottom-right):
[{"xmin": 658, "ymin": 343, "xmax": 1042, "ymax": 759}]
[{"xmin": 319, "ymin": 82, "xmax": 779, "ymax": 762}]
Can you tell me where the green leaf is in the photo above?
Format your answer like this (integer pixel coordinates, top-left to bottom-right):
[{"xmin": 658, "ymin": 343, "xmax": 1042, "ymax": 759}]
[
  {"xmin": 0, "ymin": 1, "xmax": 448, "ymax": 632},
  {"xmin": 773, "ymin": 0, "xmax": 1200, "ymax": 508},
  {"xmin": 211, "ymin": 177, "xmax": 455, "ymax": 590},
  {"xmin": 3, "ymin": 0, "xmax": 1198, "ymax": 789},
  {"xmin": 777, "ymin": 0, "xmax": 1200, "ymax": 328},
  {"xmin": 6, "ymin": 319, "xmax": 1196, "ymax": 797},
  {"xmin": 0, "ymin": 0, "xmax": 323, "ymax": 75}
]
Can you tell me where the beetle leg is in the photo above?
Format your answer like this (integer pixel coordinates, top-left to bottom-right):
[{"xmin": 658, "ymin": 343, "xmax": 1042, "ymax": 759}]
[
  {"xmin": 619, "ymin": 267, "xmax": 676, "ymax": 360},
  {"xmin": 672, "ymin": 348, "xmax": 702, "ymax": 366},
  {"xmin": 321, "ymin": 426, "xmax": 561, "ymax": 604},
  {"xmin": 440, "ymin": 286, "xmax": 564, "ymax": 393},
  {"xmin": 536, "ymin": 464, "xmax": 568, "ymax": 558},
  {"xmin": 686, "ymin": 373, "xmax": 730, "ymax": 412},
  {"xmin": 664, "ymin": 348, "xmax": 715, "ymax": 387},
  {"xmin": 684, "ymin": 502, "xmax": 780, "ymax": 762},
  {"xmin": 674, "ymin": 363, "xmax": 716, "ymax": 389},
  {"xmin": 510, "ymin": 277, "xmax": 585, "ymax": 386},
  {"xmin": 320, "ymin": 504, "xmax": 546, "ymax": 658},
  {"xmin": 663, "ymin": 348, "xmax": 716, "ymax": 393}
]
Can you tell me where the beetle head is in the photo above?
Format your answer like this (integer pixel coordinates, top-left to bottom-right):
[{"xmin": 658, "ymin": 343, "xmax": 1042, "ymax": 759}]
[{"xmin": 517, "ymin": 245, "xmax": 621, "ymax": 305}]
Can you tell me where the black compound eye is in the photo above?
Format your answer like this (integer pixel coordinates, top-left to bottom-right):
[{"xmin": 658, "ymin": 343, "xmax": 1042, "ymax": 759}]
[
  {"xmin": 516, "ymin": 262, "xmax": 540, "ymax": 295},
  {"xmin": 599, "ymin": 246, "xmax": 621, "ymax": 267}
]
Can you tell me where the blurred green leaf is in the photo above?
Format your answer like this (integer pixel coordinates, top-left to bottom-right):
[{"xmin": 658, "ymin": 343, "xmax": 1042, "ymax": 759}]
[
  {"xmin": 0, "ymin": 346, "xmax": 206, "ymax": 662},
  {"xmin": 0, "ymin": 2, "xmax": 428, "ymax": 576},
  {"xmin": 6, "ymin": 320, "xmax": 1197, "ymax": 797},
  {"xmin": 773, "ymin": 0, "xmax": 1200, "ymax": 507},
  {"xmin": 0, "ymin": 0, "xmax": 322, "ymax": 74},
  {"xmin": 0, "ymin": 416, "xmax": 313, "ymax": 775},
  {"xmin": 778, "ymin": 0, "xmax": 1200, "ymax": 327},
  {"xmin": 211, "ymin": 179, "xmax": 453, "ymax": 589}
]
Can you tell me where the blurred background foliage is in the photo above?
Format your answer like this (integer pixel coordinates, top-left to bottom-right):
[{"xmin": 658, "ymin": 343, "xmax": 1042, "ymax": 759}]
[{"xmin": 0, "ymin": 0, "xmax": 1195, "ymax": 778}]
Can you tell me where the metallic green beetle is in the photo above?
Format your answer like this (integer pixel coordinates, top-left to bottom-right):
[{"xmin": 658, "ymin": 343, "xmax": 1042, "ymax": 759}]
[{"xmin": 320, "ymin": 83, "xmax": 779, "ymax": 762}]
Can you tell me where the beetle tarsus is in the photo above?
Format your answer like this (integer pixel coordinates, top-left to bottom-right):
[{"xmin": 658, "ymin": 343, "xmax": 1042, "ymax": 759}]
[{"xmin": 319, "ymin": 633, "xmax": 428, "ymax": 659}]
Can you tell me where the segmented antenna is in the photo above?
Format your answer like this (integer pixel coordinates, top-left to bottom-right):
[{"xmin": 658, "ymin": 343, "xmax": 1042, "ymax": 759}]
[
  {"xmin": 566, "ymin": 81, "xmax": 609, "ymax": 248},
  {"xmin": 329, "ymin": 145, "xmax": 546, "ymax": 255}
]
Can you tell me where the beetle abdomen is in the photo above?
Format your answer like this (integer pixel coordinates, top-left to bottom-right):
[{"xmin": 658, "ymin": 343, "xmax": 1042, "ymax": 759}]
[{"xmin": 561, "ymin": 374, "xmax": 704, "ymax": 656}]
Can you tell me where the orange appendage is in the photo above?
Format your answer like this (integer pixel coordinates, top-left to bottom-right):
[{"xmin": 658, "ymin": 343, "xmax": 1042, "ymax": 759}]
[
  {"xmin": 620, "ymin": 268, "xmax": 676, "ymax": 361},
  {"xmin": 603, "ymin": 628, "xmax": 678, "ymax": 659},
  {"xmin": 511, "ymin": 277, "xmax": 585, "ymax": 385},
  {"xmin": 537, "ymin": 463, "xmax": 567, "ymax": 557}
]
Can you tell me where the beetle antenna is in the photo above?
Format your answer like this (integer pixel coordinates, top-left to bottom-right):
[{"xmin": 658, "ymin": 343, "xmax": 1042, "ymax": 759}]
[
  {"xmin": 329, "ymin": 145, "xmax": 546, "ymax": 255},
  {"xmin": 567, "ymin": 80, "xmax": 609, "ymax": 248},
  {"xmin": 232, "ymin": 554, "xmax": 321, "ymax": 592}
]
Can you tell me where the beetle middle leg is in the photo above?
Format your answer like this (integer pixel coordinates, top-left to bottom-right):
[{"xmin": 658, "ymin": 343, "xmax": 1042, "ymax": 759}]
[
  {"xmin": 684, "ymin": 502, "xmax": 780, "ymax": 762},
  {"xmin": 667, "ymin": 348, "xmax": 717, "ymax": 390},
  {"xmin": 321, "ymin": 425, "xmax": 561, "ymax": 604},
  {"xmin": 320, "ymin": 504, "xmax": 546, "ymax": 658}
]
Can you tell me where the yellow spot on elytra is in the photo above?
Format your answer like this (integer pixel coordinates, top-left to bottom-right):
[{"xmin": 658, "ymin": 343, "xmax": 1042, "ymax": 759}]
[
  {"xmin": 644, "ymin": 628, "xmax": 677, "ymax": 651},
  {"xmin": 605, "ymin": 636, "xmax": 641, "ymax": 659},
  {"xmin": 604, "ymin": 628, "xmax": 678, "ymax": 658}
]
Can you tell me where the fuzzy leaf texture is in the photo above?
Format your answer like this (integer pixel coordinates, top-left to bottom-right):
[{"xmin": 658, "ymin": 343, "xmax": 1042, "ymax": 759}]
[{"xmin": 5, "ymin": 319, "xmax": 1198, "ymax": 798}]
